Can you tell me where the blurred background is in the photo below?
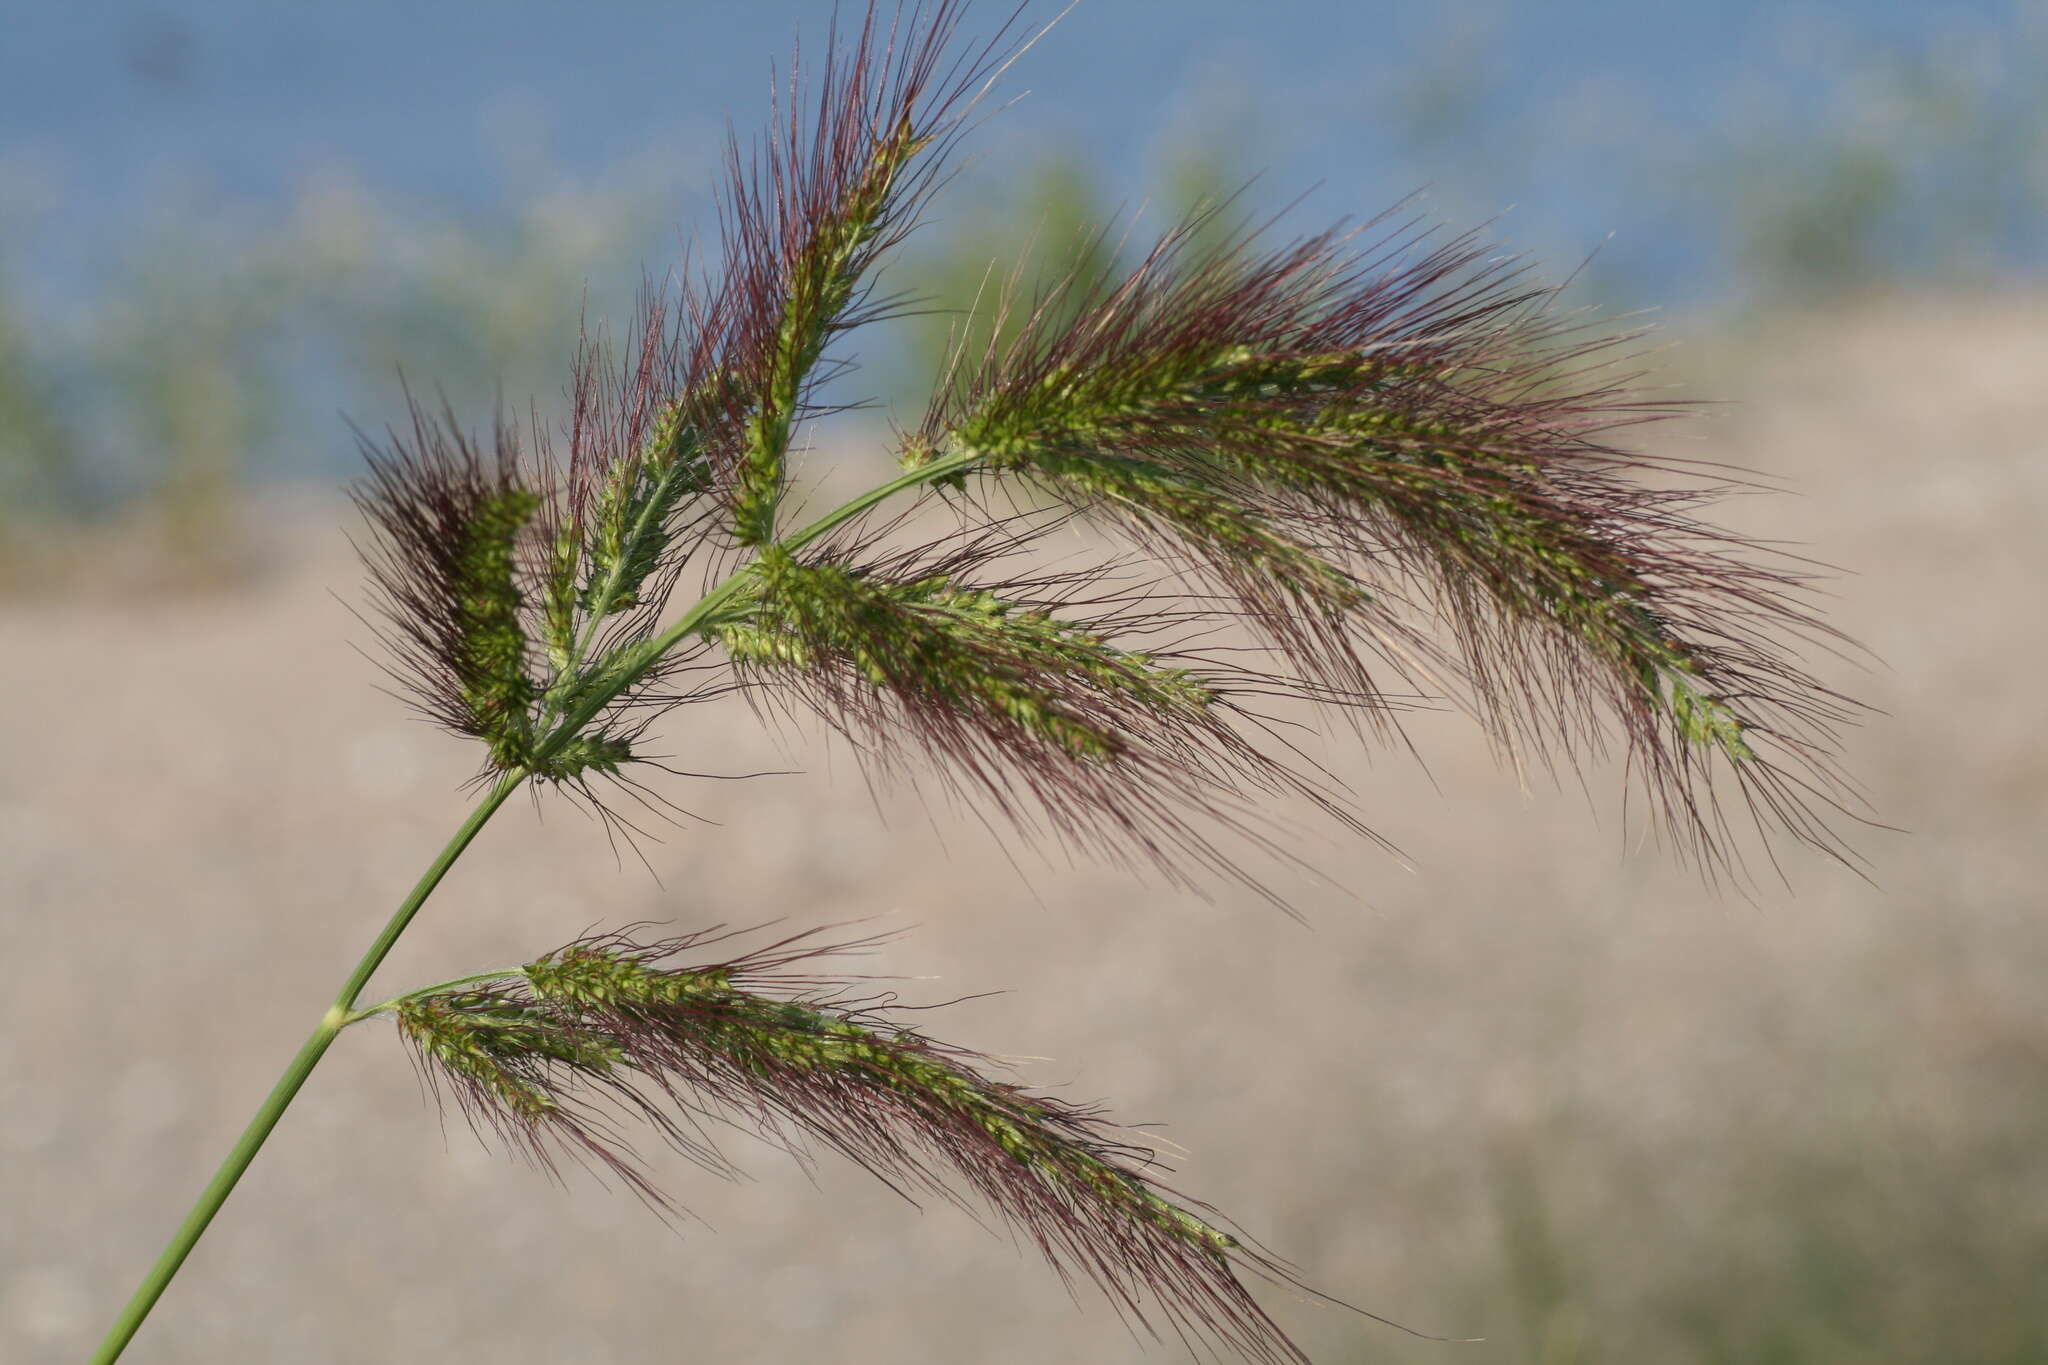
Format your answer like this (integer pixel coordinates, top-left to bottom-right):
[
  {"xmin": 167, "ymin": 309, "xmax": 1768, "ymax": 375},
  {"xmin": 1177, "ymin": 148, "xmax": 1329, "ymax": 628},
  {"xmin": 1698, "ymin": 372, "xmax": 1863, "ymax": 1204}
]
[{"xmin": 3, "ymin": 1, "xmax": 2044, "ymax": 1361}]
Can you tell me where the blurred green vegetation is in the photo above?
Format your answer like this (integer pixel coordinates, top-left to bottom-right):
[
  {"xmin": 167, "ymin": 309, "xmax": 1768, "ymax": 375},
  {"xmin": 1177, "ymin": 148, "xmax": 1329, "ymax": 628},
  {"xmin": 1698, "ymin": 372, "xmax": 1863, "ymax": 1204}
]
[
  {"xmin": 0, "ymin": 270, "xmax": 76, "ymax": 531},
  {"xmin": 0, "ymin": 7, "xmax": 2040, "ymax": 585},
  {"xmin": 895, "ymin": 153, "xmax": 1124, "ymax": 403},
  {"xmin": 890, "ymin": 142, "xmax": 1245, "ymax": 405},
  {"xmin": 1705, "ymin": 25, "xmax": 2048, "ymax": 303},
  {"xmin": 1416, "ymin": 10, "xmax": 2046, "ymax": 310},
  {"xmin": 0, "ymin": 172, "xmax": 660, "ymax": 581},
  {"xmin": 1417, "ymin": 1109, "xmax": 2048, "ymax": 1364}
]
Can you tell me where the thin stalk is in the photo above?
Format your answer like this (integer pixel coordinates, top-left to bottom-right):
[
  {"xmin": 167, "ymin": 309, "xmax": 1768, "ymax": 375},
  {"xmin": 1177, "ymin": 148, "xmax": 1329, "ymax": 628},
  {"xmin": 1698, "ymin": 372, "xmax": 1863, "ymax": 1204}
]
[
  {"xmin": 535, "ymin": 447, "xmax": 985, "ymax": 757},
  {"xmin": 86, "ymin": 1017, "xmax": 344, "ymax": 1365},
  {"xmin": 346, "ymin": 967, "xmax": 524, "ymax": 1023},
  {"xmin": 567, "ymin": 456, "xmax": 683, "ymax": 662},
  {"xmin": 541, "ymin": 429, "xmax": 698, "ymax": 734},
  {"xmin": 783, "ymin": 447, "xmax": 981, "ymax": 554},
  {"xmin": 89, "ymin": 771, "xmax": 524, "ymax": 1365},
  {"xmin": 334, "ymin": 770, "xmax": 526, "ymax": 1009},
  {"xmin": 88, "ymin": 449, "xmax": 982, "ymax": 1365}
]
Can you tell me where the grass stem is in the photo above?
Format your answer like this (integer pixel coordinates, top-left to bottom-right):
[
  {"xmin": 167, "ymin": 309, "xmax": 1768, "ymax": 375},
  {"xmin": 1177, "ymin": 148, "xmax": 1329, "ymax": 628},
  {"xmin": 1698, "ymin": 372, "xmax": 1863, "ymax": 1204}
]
[
  {"xmin": 88, "ymin": 770, "xmax": 525, "ymax": 1364},
  {"xmin": 86, "ymin": 448, "xmax": 980, "ymax": 1364},
  {"xmin": 86, "ymin": 1015, "xmax": 344, "ymax": 1365}
]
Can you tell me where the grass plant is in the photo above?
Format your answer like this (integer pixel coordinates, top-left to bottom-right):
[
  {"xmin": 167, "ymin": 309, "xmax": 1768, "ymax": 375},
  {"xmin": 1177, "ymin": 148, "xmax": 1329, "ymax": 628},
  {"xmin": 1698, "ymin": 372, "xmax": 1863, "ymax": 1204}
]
[{"xmin": 86, "ymin": 4, "xmax": 1863, "ymax": 1361}]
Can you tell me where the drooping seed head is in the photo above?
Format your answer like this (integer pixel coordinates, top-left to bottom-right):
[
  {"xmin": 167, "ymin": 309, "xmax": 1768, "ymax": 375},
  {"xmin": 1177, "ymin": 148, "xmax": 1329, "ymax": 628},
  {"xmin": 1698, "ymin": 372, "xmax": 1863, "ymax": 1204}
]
[
  {"xmin": 398, "ymin": 924, "xmax": 1323, "ymax": 1364},
  {"xmin": 710, "ymin": 524, "xmax": 1386, "ymax": 903},
  {"xmin": 917, "ymin": 215, "xmax": 1864, "ymax": 874},
  {"xmin": 353, "ymin": 400, "xmax": 545, "ymax": 770}
]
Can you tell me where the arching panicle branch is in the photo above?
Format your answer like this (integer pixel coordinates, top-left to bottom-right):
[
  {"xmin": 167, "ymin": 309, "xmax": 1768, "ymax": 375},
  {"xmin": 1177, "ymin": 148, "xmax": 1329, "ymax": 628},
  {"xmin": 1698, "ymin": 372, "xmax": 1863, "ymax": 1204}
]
[
  {"xmin": 707, "ymin": 523, "xmax": 1383, "ymax": 902},
  {"xmin": 914, "ymin": 216, "xmax": 1864, "ymax": 871},
  {"xmin": 354, "ymin": 4, "xmax": 1044, "ymax": 795},
  {"xmin": 399, "ymin": 926, "xmax": 1320, "ymax": 1365},
  {"xmin": 710, "ymin": 0, "xmax": 1029, "ymax": 544}
]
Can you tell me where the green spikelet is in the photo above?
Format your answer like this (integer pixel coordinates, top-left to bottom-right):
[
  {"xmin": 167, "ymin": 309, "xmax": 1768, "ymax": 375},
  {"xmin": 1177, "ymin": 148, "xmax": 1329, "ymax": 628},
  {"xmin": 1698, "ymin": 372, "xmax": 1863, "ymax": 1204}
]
[
  {"xmin": 519, "ymin": 941, "xmax": 1241, "ymax": 1262},
  {"xmin": 541, "ymin": 516, "xmax": 583, "ymax": 677},
  {"xmin": 724, "ymin": 995, "xmax": 1240, "ymax": 1258},
  {"xmin": 735, "ymin": 118, "xmax": 928, "ymax": 545},
  {"xmin": 717, "ymin": 548, "xmax": 1218, "ymax": 762},
  {"xmin": 397, "ymin": 992, "xmax": 622, "ymax": 1123},
  {"xmin": 1358, "ymin": 460, "xmax": 1760, "ymax": 762},
  {"xmin": 530, "ymin": 732, "xmax": 636, "ymax": 784},
  {"xmin": 582, "ymin": 409, "xmax": 708, "ymax": 618},
  {"xmin": 1027, "ymin": 448, "xmax": 1369, "ymax": 614},
  {"xmin": 949, "ymin": 328, "xmax": 1768, "ymax": 767},
  {"xmin": 524, "ymin": 943, "xmax": 732, "ymax": 1008},
  {"xmin": 454, "ymin": 486, "xmax": 541, "ymax": 768},
  {"xmin": 1635, "ymin": 642, "xmax": 1755, "ymax": 762}
]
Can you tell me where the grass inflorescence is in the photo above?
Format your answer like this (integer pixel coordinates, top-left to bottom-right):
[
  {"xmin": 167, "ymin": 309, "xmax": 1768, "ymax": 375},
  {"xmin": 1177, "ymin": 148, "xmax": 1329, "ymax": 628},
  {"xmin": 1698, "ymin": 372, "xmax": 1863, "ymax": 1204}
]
[
  {"xmin": 336, "ymin": 0, "xmax": 1870, "ymax": 1344},
  {"xmin": 88, "ymin": 4, "xmax": 1869, "ymax": 1363},
  {"xmin": 917, "ymin": 220, "xmax": 1862, "ymax": 871},
  {"xmin": 398, "ymin": 925, "xmax": 1320, "ymax": 1363},
  {"xmin": 351, "ymin": 48, "xmax": 1862, "ymax": 882}
]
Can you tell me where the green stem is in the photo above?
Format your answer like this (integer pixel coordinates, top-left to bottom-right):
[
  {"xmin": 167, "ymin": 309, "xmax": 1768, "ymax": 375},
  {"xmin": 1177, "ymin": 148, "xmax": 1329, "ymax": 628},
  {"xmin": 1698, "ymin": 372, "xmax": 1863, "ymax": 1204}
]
[
  {"xmin": 536, "ymin": 448, "xmax": 985, "ymax": 759},
  {"xmin": 87, "ymin": 449, "xmax": 984, "ymax": 1365},
  {"xmin": 346, "ymin": 967, "xmax": 525, "ymax": 1023},
  {"xmin": 543, "ymin": 431, "xmax": 698, "ymax": 729},
  {"xmin": 784, "ymin": 448, "xmax": 982, "ymax": 555},
  {"xmin": 86, "ymin": 1018, "xmax": 341, "ymax": 1365},
  {"xmin": 88, "ymin": 771, "xmax": 526, "ymax": 1365},
  {"xmin": 331, "ymin": 771, "xmax": 526, "ymax": 1011}
]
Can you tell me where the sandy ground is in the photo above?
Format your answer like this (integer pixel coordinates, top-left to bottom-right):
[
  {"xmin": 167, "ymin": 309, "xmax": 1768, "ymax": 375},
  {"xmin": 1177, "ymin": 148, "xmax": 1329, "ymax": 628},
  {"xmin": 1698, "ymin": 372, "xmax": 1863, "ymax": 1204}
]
[{"xmin": 4, "ymin": 295, "xmax": 2046, "ymax": 1363}]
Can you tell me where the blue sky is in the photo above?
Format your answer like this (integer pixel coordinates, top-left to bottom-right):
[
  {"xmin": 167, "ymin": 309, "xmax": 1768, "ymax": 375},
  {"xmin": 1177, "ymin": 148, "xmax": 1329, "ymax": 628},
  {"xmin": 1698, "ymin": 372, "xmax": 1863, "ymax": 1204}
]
[{"xmin": 3, "ymin": 0, "xmax": 2028, "ymax": 306}]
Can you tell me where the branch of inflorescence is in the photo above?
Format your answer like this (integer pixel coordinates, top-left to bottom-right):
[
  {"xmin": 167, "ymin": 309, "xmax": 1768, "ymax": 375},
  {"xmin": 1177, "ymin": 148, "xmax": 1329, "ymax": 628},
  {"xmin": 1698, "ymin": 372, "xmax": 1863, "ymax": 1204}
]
[{"xmin": 86, "ymin": 445, "xmax": 985, "ymax": 1365}]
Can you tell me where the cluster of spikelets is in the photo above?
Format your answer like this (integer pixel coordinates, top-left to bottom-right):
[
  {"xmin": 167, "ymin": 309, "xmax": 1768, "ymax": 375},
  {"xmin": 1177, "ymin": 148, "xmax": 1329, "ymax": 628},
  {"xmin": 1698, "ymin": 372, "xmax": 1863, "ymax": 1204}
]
[
  {"xmin": 354, "ymin": 2, "xmax": 1857, "ymax": 882},
  {"xmin": 349, "ymin": 1, "xmax": 1863, "ymax": 1358},
  {"xmin": 392, "ymin": 925, "xmax": 1325, "ymax": 1364}
]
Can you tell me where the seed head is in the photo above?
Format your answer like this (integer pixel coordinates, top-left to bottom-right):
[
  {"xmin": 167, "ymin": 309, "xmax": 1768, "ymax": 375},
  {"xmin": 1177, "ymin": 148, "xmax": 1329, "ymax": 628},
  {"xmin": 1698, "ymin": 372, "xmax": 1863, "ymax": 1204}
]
[
  {"xmin": 399, "ymin": 925, "xmax": 1326, "ymax": 1364},
  {"xmin": 916, "ymin": 216, "xmax": 1864, "ymax": 873},
  {"xmin": 353, "ymin": 400, "xmax": 544, "ymax": 771}
]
